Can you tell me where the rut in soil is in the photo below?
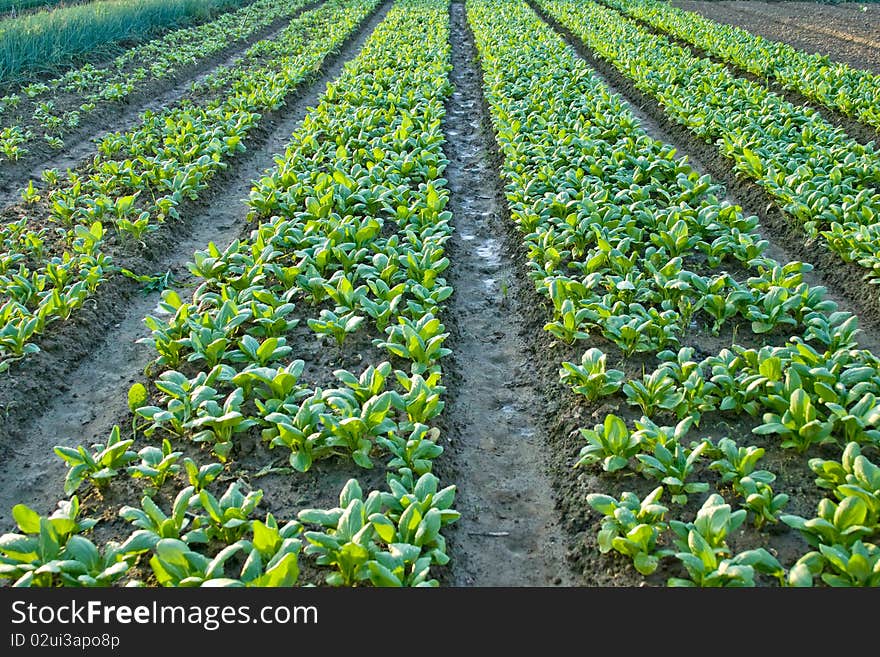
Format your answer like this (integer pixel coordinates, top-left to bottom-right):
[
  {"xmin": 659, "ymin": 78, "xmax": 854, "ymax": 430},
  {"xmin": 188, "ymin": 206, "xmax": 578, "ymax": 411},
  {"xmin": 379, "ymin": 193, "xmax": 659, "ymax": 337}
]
[
  {"xmin": 442, "ymin": 1, "xmax": 574, "ymax": 587},
  {"xmin": 0, "ymin": 0, "xmax": 393, "ymax": 528}
]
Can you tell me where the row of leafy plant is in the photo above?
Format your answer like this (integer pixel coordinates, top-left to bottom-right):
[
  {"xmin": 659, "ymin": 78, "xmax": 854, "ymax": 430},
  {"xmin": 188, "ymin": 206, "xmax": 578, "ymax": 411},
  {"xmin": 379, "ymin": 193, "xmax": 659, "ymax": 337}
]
[
  {"xmin": 0, "ymin": 0, "xmax": 460, "ymax": 588},
  {"xmin": 0, "ymin": 0, "xmax": 379, "ymax": 372},
  {"xmin": 0, "ymin": 0, "xmax": 248, "ymax": 86},
  {"xmin": 538, "ymin": 0, "xmax": 880, "ymax": 290},
  {"xmin": 601, "ymin": 0, "xmax": 880, "ymax": 133},
  {"xmin": 0, "ymin": 0, "xmax": 311, "ymax": 161},
  {"xmin": 468, "ymin": 0, "xmax": 879, "ymax": 586}
]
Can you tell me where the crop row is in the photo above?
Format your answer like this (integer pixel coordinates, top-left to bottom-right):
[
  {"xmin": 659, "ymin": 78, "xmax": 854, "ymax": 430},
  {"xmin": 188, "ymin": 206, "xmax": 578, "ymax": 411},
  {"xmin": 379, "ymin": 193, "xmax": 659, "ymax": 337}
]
[
  {"xmin": 538, "ymin": 0, "xmax": 880, "ymax": 289},
  {"xmin": 600, "ymin": 0, "xmax": 880, "ymax": 133},
  {"xmin": 0, "ymin": 0, "xmax": 247, "ymax": 86},
  {"xmin": 0, "ymin": 0, "xmax": 459, "ymax": 588},
  {"xmin": 0, "ymin": 0, "xmax": 379, "ymax": 371},
  {"xmin": 0, "ymin": 0, "xmax": 312, "ymax": 161},
  {"xmin": 469, "ymin": 0, "xmax": 879, "ymax": 586}
]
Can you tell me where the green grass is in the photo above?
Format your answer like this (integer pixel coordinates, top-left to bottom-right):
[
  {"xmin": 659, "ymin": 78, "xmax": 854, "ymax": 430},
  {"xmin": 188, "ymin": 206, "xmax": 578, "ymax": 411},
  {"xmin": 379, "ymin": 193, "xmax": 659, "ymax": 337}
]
[
  {"xmin": 0, "ymin": 0, "xmax": 245, "ymax": 86},
  {"xmin": 0, "ymin": 0, "xmax": 72, "ymax": 17}
]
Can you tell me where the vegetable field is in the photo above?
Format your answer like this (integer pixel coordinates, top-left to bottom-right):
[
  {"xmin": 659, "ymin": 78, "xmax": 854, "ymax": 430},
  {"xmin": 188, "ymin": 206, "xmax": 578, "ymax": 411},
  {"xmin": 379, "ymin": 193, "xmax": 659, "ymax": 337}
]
[{"xmin": 0, "ymin": 0, "xmax": 879, "ymax": 588}]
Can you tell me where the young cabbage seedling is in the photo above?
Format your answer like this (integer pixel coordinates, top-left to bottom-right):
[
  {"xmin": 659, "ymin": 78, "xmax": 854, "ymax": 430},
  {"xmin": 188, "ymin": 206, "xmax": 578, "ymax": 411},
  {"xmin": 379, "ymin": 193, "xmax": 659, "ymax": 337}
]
[
  {"xmin": 54, "ymin": 426, "xmax": 138, "ymax": 495},
  {"xmin": 587, "ymin": 486, "xmax": 671, "ymax": 575},
  {"xmin": 636, "ymin": 441, "xmax": 710, "ymax": 505},
  {"xmin": 0, "ymin": 500, "xmax": 129, "ymax": 588},
  {"xmin": 753, "ymin": 388, "xmax": 835, "ymax": 452},
  {"xmin": 782, "ymin": 496, "xmax": 876, "ymax": 548},
  {"xmin": 669, "ymin": 494, "xmax": 746, "ymax": 553},
  {"xmin": 182, "ymin": 457, "xmax": 223, "ymax": 492},
  {"xmin": 118, "ymin": 485, "xmax": 206, "ymax": 549},
  {"xmin": 576, "ymin": 414, "xmax": 642, "ymax": 472},
  {"xmin": 196, "ymin": 482, "xmax": 263, "ymax": 544},
  {"xmin": 559, "ymin": 347, "xmax": 625, "ymax": 401},
  {"xmin": 668, "ymin": 541, "xmax": 784, "ymax": 587}
]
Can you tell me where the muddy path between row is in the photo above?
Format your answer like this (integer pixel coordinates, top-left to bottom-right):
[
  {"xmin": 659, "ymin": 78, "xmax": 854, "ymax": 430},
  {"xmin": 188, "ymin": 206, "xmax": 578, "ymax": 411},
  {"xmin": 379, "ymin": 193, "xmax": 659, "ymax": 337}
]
[
  {"xmin": 673, "ymin": 0, "xmax": 880, "ymax": 74},
  {"xmin": 0, "ymin": 0, "xmax": 326, "ymax": 206},
  {"xmin": 440, "ymin": 0, "xmax": 576, "ymax": 587},
  {"xmin": 528, "ymin": 0, "xmax": 880, "ymax": 354},
  {"xmin": 604, "ymin": 2, "xmax": 879, "ymax": 146},
  {"xmin": 0, "ymin": 0, "xmax": 392, "ymax": 528}
]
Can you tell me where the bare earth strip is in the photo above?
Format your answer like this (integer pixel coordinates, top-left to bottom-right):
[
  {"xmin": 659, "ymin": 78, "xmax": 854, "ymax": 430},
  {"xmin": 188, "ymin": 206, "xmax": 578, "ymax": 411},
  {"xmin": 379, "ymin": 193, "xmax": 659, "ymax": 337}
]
[{"xmin": 441, "ymin": 0, "xmax": 576, "ymax": 587}]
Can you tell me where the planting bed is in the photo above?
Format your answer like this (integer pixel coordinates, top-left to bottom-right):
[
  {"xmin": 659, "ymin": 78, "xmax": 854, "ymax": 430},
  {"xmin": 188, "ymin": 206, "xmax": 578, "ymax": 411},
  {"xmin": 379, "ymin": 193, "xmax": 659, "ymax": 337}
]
[{"xmin": 1, "ymin": 0, "xmax": 879, "ymax": 588}]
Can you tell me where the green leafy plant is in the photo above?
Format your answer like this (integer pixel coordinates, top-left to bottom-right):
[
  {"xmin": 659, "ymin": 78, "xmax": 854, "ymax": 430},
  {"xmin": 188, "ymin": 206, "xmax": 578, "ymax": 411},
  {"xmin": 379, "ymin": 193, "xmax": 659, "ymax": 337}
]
[
  {"xmin": 559, "ymin": 347, "xmax": 625, "ymax": 401},
  {"xmin": 736, "ymin": 476, "xmax": 789, "ymax": 528},
  {"xmin": 118, "ymin": 486, "xmax": 205, "ymax": 548},
  {"xmin": 120, "ymin": 268, "xmax": 179, "ymax": 296},
  {"xmin": 752, "ymin": 388, "xmax": 835, "ymax": 452},
  {"xmin": 586, "ymin": 486, "xmax": 670, "ymax": 575},
  {"xmin": 298, "ymin": 479, "xmax": 382, "ymax": 586},
  {"xmin": 183, "ymin": 457, "xmax": 223, "ymax": 491},
  {"xmin": 623, "ymin": 369, "xmax": 684, "ymax": 418},
  {"xmin": 186, "ymin": 387, "xmax": 258, "ymax": 461},
  {"xmin": 53, "ymin": 425, "xmax": 137, "ymax": 494},
  {"xmin": 127, "ymin": 439, "xmax": 183, "ymax": 489},
  {"xmin": 308, "ymin": 309, "xmax": 364, "ymax": 346},
  {"xmin": 708, "ymin": 438, "xmax": 774, "ymax": 486},
  {"xmin": 197, "ymin": 483, "xmax": 263, "ymax": 544},
  {"xmin": 668, "ymin": 542, "xmax": 784, "ymax": 587},
  {"xmin": 782, "ymin": 496, "xmax": 876, "ymax": 548},
  {"xmin": 636, "ymin": 441, "xmax": 709, "ymax": 504},
  {"xmin": 377, "ymin": 423, "xmax": 443, "ymax": 475},
  {"xmin": 575, "ymin": 414, "xmax": 641, "ymax": 472},
  {"xmin": 669, "ymin": 494, "xmax": 746, "ymax": 553},
  {"xmin": 0, "ymin": 499, "xmax": 131, "ymax": 587},
  {"xmin": 809, "ymin": 541, "xmax": 880, "ymax": 587},
  {"xmin": 375, "ymin": 314, "xmax": 451, "ymax": 375}
]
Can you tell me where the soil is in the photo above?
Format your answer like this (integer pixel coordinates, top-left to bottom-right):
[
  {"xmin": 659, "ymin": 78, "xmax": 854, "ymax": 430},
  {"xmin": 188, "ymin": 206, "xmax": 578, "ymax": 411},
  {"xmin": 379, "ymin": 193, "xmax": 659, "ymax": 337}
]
[
  {"xmin": 440, "ymin": 1, "xmax": 575, "ymax": 586},
  {"xmin": 0, "ymin": 0, "xmax": 393, "ymax": 529},
  {"xmin": 673, "ymin": 1, "xmax": 880, "ymax": 73},
  {"xmin": 0, "ymin": 0, "xmax": 323, "ymax": 203}
]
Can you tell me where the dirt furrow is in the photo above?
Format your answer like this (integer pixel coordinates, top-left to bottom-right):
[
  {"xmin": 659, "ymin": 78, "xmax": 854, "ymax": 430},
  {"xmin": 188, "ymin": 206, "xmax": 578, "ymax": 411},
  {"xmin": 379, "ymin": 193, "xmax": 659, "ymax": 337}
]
[
  {"xmin": 441, "ymin": 1, "xmax": 575, "ymax": 587},
  {"xmin": 0, "ymin": 0, "xmax": 325, "ymax": 205},
  {"xmin": 0, "ymin": 0, "xmax": 392, "ymax": 527},
  {"xmin": 527, "ymin": 0, "xmax": 880, "ymax": 352}
]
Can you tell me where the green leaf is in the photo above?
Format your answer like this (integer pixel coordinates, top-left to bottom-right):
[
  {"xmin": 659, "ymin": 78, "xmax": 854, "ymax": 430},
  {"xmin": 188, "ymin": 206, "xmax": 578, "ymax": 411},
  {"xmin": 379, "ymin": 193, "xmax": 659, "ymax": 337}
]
[
  {"xmin": 12, "ymin": 505, "xmax": 40, "ymax": 534},
  {"xmin": 128, "ymin": 383, "xmax": 148, "ymax": 413},
  {"xmin": 367, "ymin": 561, "xmax": 402, "ymax": 587},
  {"xmin": 633, "ymin": 552, "xmax": 658, "ymax": 575},
  {"xmin": 835, "ymin": 496, "xmax": 867, "ymax": 528},
  {"xmin": 370, "ymin": 515, "xmax": 397, "ymax": 543}
]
